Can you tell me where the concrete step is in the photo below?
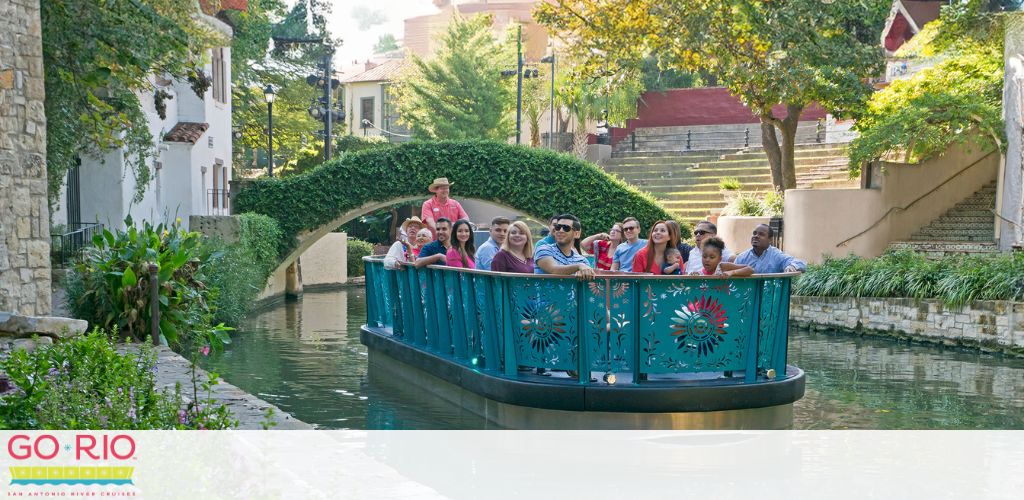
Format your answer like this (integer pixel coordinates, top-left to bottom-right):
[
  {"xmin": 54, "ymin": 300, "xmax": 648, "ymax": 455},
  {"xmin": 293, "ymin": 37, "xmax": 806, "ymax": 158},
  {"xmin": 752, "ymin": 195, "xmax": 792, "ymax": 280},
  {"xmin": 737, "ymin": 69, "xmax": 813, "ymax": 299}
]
[
  {"xmin": 913, "ymin": 221, "xmax": 994, "ymax": 232},
  {"xmin": 909, "ymin": 231, "xmax": 994, "ymax": 241},
  {"xmin": 745, "ymin": 142, "xmax": 851, "ymax": 153},
  {"xmin": 888, "ymin": 241, "xmax": 999, "ymax": 257},
  {"xmin": 720, "ymin": 148, "xmax": 848, "ymax": 161},
  {"xmin": 692, "ymin": 156, "xmax": 847, "ymax": 169},
  {"xmin": 606, "ymin": 163, "xmax": 828, "ymax": 177},
  {"xmin": 612, "ymin": 149, "xmax": 738, "ymax": 159},
  {"xmin": 604, "ymin": 157, "xmax": 717, "ymax": 166}
]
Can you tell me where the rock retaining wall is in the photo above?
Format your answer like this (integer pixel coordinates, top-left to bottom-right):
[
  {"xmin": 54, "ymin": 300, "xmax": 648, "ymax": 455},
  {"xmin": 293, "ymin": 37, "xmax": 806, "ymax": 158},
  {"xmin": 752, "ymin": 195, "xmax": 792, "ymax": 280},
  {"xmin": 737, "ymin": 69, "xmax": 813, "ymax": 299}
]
[
  {"xmin": 0, "ymin": 312, "xmax": 88, "ymax": 355},
  {"xmin": 790, "ymin": 295, "xmax": 1024, "ymax": 355},
  {"xmin": 0, "ymin": 0, "xmax": 51, "ymax": 315}
]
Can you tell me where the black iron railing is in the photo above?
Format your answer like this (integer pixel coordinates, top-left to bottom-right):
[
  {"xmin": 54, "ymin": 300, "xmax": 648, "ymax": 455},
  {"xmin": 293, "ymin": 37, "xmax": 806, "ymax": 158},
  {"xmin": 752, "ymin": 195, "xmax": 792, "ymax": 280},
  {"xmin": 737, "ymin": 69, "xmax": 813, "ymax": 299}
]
[{"xmin": 50, "ymin": 222, "xmax": 104, "ymax": 268}]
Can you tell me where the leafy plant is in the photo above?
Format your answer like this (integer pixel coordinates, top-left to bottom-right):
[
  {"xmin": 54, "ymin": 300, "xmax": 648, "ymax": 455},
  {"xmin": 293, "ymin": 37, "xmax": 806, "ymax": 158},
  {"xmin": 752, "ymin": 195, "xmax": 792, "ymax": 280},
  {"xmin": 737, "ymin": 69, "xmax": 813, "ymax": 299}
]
[
  {"xmin": 796, "ymin": 250, "xmax": 1024, "ymax": 308},
  {"xmin": 232, "ymin": 140, "xmax": 681, "ymax": 257},
  {"xmin": 761, "ymin": 190, "xmax": 785, "ymax": 218},
  {"xmin": 347, "ymin": 238, "xmax": 375, "ymax": 278},
  {"xmin": 723, "ymin": 192, "xmax": 765, "ymax": 217},
  {"xmin": 718, "ymin": 177, "xmax": 742, "ymax": 191},
  {"xmin": 203, "ymin": 213, "xmax": 283, "ymax": 326},
  {"xmin": 65, "ymin": 216, "xmax": 230, "ymax": 348},
  {"xmin": 0, "ymin": 329, "xmax": 235, "ymax": 430},
  {"xmin": 336, "ymin": 135, "xmax": 389, "ymax": 154},
  {"xmin": 848, "ymin": 1, "xmax": 1005, "ymax": 174}
]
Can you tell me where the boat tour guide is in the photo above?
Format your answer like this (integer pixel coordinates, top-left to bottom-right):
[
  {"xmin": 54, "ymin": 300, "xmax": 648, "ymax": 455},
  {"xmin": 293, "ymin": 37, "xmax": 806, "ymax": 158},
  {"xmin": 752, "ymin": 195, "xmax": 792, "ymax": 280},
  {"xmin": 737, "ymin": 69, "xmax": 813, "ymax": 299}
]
[{"xmin": 421, "ymin": 177, "xmax": 469, "ymax": 236}]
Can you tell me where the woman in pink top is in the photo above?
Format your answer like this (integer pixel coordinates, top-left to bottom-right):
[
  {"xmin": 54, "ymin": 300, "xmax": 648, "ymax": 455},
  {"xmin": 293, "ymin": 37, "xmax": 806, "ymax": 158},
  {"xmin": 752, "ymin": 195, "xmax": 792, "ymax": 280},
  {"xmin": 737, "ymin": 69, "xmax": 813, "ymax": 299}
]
[{"xmin": 446, "ymin": 219, "xmax": 476, "ymax": 269}]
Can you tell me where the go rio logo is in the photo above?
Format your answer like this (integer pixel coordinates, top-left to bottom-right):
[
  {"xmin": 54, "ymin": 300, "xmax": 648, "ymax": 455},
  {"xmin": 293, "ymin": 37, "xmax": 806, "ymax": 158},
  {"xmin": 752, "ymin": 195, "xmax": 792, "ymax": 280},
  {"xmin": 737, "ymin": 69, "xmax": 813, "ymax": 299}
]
[{"xmin": 6, "ymin": 434, "xmax": 136, "ymax": 487}]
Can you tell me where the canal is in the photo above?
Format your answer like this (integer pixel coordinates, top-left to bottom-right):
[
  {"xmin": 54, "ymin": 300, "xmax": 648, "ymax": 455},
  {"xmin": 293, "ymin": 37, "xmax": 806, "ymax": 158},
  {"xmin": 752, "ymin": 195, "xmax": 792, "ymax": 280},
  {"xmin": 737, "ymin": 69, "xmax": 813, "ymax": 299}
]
[{"xmin": 200, "ymin": 288, "xmax": 1024, "ymax": 429}]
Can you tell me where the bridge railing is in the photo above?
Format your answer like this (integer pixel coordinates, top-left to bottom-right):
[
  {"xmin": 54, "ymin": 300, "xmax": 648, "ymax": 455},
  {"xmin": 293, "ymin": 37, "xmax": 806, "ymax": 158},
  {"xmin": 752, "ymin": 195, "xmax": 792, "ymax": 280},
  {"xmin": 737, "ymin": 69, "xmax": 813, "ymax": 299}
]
[{"xmin": 363, "ymin": 257, "xmax": 794, "ymax": 385}]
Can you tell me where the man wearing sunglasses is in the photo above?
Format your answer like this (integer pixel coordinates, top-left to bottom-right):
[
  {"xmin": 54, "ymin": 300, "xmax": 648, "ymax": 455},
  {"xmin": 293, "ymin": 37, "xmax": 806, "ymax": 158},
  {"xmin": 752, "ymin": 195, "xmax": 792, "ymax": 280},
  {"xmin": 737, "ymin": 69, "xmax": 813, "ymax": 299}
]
[
  {"xmin": 534, "ymin": 214, "xmax": 595, "ymax": 280},
  {"xmin": 684, "ymin": 221, "xmax": 734, "ymax": 274},
  {"xmin": 611, "ymin": 217, "xmax": 646, "ymax": 272}
]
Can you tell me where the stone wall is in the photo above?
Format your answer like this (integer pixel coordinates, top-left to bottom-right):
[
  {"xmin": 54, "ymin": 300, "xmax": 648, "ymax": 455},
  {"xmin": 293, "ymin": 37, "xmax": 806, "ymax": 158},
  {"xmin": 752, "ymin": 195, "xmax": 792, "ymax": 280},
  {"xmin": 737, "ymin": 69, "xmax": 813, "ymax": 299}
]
[
  {"xmin": 790, "ymin": 295, "xmax": 1024, "ymax": 355},
  {"xmin": 0, "ymin": 0, "xmax": 51, "ymax": 315}
]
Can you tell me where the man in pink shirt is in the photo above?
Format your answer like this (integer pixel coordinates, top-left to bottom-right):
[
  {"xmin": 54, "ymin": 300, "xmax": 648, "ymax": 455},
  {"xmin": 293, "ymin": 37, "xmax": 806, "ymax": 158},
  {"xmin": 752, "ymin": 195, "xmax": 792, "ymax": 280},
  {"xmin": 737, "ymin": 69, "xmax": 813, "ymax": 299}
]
[{"xmin": 421, "ymin": 177, "xmax": 469, "ymax": 234}]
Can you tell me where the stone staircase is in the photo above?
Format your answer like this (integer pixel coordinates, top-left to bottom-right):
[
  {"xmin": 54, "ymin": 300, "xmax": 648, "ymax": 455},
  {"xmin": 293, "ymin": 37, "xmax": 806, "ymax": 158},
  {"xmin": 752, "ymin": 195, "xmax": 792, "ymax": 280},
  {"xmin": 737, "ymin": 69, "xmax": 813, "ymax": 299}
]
[
  {"xmin": 602, "ymin": 143, "xmax": 857, "ymax": 222},
  {"xmin": 888, "ymin": 181, "xmax": 998, "ymax": 256}
]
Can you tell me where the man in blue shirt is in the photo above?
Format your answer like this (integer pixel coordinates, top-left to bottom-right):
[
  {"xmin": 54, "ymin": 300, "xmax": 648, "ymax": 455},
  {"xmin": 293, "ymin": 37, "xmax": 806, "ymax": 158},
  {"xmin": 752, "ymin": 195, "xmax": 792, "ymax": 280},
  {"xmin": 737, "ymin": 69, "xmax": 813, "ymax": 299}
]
[
  {"xmin": 535, "ymin": 215, "xmax": 558, "ymax": 248},
  {"xmin": 534, "ymin": 214, "xmax": 594, "ymax": 279},
  {"xmin": 475, "ymin": 216, "xmax": 510, "ymax": 271},
  {"xmin": 611, "ymin": 217, "xmax": 646, "ymax": 272},
  {"xmin": 414, "ymin": 218, "xmax": 453, "ymax": 268},
  {"xmin": 734, "ymin": 224, "xmax": 806, "ymax": 274}
]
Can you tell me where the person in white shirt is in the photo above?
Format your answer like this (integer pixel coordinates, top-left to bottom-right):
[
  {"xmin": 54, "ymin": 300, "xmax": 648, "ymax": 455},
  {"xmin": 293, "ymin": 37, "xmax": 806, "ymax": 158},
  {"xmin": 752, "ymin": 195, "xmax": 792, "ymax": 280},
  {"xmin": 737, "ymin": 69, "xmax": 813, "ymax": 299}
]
[{"xmin": 684, "ymin": 220, "xmax": 733, "ymax": 274}]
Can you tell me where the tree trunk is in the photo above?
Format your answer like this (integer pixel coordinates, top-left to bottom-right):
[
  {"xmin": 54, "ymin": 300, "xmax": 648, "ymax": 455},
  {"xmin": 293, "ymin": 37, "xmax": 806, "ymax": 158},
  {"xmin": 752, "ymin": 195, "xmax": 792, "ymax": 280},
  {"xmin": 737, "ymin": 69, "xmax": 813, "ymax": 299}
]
[
  {"xmin": 779, "ymin": 103, "xmax": 803, "ymax": 190},
  {"xmin": 572, "ymin": 126, "xmax": 589, "ymax": 160},
  {"xmin": 760, "ymin": 120, "xmax": 785, "ymax": 191}
]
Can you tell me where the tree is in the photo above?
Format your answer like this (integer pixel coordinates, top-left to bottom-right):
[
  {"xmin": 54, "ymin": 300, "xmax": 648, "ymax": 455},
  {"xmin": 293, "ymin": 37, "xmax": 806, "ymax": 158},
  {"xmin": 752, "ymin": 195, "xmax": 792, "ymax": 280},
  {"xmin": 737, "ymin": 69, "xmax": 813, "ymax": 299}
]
[
  {"xmin": 224, "ymin": 0, "xmax": 338, "ymax": 172},
  {"xmin": 848, "ymin": 0, "xmax": 1005, "ymax": 173},
  {"xmin": 557, "ymin": 70, "xmax": 644, "ymax": 159},
  {"xmin": 392, "ymin": 14, "xmax": 514, "ymax": 140},
  {"xmin": 374, "ymin": 33, "xmax": 400, "ymax": 54},
  {"xmin": 41, "ymin": 0, "xmax": 225, "ymax": 204},
  {"xmin": 536, "ymin": 0, "xmax": 890, "ymax": 190}
]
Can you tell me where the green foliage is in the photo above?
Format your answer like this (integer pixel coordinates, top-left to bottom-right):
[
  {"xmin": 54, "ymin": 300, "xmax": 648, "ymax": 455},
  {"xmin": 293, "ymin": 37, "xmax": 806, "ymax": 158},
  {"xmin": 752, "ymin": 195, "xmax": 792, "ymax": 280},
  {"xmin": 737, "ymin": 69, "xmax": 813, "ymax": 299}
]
[
  {"xmin": 537, "ymin": 0, "xmax": 889, "ymax": 189},
  {"xmin": 64, "ymin": 217, "xmax": 231, "ymax": 349},
  {"xmin": 848, "ymin": 3, "xmax": 1004, "ymax": 174},
  {"xmin": 42, "ymin": 0, "xmax": 225, "ymax": 205},
  {"xmin": 393, "ymin": 15, "xmax": 514, "ymax": 139},
  {"xmin": 723, "ymin": 192, "xmax": 765, "ymax": 217},
  {"xmin": 347, "ymin": 238, "xmax": 375, "ymax": 277},
  {"xmin": 374, "ymin": 33, "xmax": 400, "ymax": 54},
  {"xmin": 796, "ymin": 250, "xmax": 1024, "ymax": 308},
  {"xmin": 0, "ymin": 330, "xmax": 235, "ymax": 430},
  {"xmin": 641, "ymin": 56, "xmax": 712, "ymax": 91},
  {"xmin": 229, "ymin": 0, "xmax": 338, "ymax": 170},
  {"xmin": 761, "ymin": 190, "xmax": 785, "ymax": 218},
  {"xmin": 718, "ymin": 177, "xmax": 742, "ymax": 191},
  {"xmin": 203, "ymin": 214, "xmax": 283, "ymax": 326},
  {"xmin": 233, "ymin": 141, "xmax": 679, "ymax": 258},
  {"xmin": 337, "ymin": 135, "xmax": 390, "ymax": 154}
]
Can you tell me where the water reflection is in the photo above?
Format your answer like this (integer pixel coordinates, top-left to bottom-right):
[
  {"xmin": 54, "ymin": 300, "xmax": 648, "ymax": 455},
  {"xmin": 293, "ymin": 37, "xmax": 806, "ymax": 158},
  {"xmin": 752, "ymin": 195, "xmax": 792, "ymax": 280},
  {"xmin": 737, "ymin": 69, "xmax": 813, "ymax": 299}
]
[{"xmin": 203, "ymin": 288, "xmax": 1024, "ymax": 430}]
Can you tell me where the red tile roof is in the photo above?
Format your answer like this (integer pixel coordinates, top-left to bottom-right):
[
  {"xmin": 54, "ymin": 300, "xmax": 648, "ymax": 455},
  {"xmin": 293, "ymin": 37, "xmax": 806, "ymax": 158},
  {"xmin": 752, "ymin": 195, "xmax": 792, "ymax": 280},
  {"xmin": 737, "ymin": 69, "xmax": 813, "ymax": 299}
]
[
  {"xmin": 163, "ymin": 122, "xmax": 209, "ymax": 144},
  {"xmin": 200, "ymin": 0, "xmax": 248, "ymax": 16},
  {"xmin": 342, "ymin": 59, "xmax": 407, "ymax": 84}
]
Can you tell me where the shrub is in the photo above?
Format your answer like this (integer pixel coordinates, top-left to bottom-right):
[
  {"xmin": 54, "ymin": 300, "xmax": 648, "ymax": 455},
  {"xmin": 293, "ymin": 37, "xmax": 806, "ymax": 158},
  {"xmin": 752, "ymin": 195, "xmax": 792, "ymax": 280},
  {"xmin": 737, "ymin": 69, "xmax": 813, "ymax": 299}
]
[
  {"xmin": 761, "ymin": 190, "xmax": 784, "ymax": 218},
  {"xmin": 64, "ymin": 216, "xmax": 231, "ymax": 348},
  {"xmin": 795, "ymin": 250, "xmax": 1024, "ymax": 307},
  {"xmin": 722, "ymin": 192, "xmax": 764, "ymax": 216},
  {"xmin": 233, "ymin": 140, "xmax": 681, "ymax": 257},
  {"xmin": 336, "ymin": 134, "xmax": 389, "ymax": 153},
  {"xmin": 203, "ymin": 214, "xmax": 282, "ymax": 326},
  {"xmin": 347, "ymin": 237, "xmax": 375, "ymax": 277},
  {"xmin": 718, "ymin": 177, "xmax": 742, "ymax": 191},
  {"xmin": 0, "ymin": 329, "xmax": 235, "ymax": 430}
]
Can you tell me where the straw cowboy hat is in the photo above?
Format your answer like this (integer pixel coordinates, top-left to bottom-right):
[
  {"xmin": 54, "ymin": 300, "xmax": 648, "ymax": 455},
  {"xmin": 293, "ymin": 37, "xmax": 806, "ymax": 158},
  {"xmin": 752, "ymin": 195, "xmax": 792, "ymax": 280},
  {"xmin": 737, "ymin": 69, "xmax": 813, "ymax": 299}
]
[
  {"xmin": 400, "ymin": 216, "xmax": 424, "ymax": 234},
  {"xmin": 428, "ymin": 177, "xmax": 454, "ymax": 193}
]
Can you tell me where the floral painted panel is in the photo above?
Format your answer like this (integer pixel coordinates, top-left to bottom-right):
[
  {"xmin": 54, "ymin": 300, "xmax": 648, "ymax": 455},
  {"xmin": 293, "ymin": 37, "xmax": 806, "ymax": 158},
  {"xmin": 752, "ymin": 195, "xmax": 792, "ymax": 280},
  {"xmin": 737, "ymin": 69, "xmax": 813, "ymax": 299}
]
[
  {"xmin": 756, "ymin": 279, "xmax": 785, "ymax": 372},
  {"xmin": 508, "ymin": 278, "xmax": 579, "ymax": 371},
  {"xmin": 639, "ymin": 279, "xmax": 756, "ymax": 374},
  {"xmin": 584, "ymin": 279, "xmax": 636, "ymax": 372}
]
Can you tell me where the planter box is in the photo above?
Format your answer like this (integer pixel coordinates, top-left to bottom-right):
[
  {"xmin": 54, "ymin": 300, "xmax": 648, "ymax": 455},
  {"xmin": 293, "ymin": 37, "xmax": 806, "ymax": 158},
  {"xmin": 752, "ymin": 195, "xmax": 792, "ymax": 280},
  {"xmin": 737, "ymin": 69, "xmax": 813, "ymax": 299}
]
[{"xmin": 717, "ymin": 215, "xmax": 769, "ymax": 255}]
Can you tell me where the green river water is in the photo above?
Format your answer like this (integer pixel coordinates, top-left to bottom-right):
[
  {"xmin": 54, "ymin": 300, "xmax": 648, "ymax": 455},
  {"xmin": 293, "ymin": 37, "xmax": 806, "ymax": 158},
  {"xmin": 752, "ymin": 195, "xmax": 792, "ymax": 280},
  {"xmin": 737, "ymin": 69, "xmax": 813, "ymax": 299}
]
[{"xmin": 200, "ymin": 288, "xmax": 1024, "ymax": 429}]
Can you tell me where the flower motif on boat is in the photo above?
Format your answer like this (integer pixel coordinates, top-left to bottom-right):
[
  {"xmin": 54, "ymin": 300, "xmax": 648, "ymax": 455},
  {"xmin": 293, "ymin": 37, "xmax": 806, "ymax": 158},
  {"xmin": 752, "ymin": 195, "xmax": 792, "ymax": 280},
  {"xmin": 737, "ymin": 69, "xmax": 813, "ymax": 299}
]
[
  {"xmin": 670, "ymin": 295, "xmax": 729, "ymax": 357},
  {"xmin": 587, "ymin": 281, "xmax": 630, "ymax": 298},
  {"xmin": 520, "ymin": 301, "xmax": 567, "ymax": 352}
]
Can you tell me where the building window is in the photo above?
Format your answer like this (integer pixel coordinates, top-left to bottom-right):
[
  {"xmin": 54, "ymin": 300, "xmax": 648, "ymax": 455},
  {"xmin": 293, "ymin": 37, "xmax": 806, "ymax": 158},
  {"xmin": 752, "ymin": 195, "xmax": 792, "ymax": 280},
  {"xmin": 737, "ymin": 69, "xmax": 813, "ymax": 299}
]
[
  {"xmin": 360, "ymin": 97, "xmax": 374, "ymax": 128},
  {"xmin": 212, "ymin": 48, "xmax": 227, "ymax": 104}
]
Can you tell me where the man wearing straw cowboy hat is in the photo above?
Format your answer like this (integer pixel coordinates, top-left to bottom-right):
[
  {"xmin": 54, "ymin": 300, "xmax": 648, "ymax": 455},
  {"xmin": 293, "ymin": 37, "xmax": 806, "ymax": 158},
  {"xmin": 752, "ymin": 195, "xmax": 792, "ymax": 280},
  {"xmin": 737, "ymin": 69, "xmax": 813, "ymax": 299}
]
[{"xmin": 421, "ymin": 177, "xmax": 469, "ymax": 234}]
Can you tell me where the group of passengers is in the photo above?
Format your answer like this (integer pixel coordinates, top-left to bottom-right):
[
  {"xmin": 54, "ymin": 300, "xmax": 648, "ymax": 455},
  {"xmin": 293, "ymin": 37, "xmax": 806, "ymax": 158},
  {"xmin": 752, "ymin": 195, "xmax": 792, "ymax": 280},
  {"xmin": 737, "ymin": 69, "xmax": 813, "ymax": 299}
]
[{"xmin": 383, "ymin": 177, "xmax": 806, "ymax": 278}]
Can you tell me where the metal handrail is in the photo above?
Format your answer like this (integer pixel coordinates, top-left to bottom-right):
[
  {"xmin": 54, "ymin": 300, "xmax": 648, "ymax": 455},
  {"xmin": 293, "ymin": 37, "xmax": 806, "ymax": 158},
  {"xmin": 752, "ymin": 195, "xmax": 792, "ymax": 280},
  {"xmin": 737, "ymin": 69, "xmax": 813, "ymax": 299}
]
[
  {"xmin": 620, "ymin": 121, "xmax": 826, "ymax": 151},
  {"xmin": 362, "ymin": 257, "xmax": 794, "ymax": 385},
  {"xmin": 50, "ymin": 222, "xmax": 104, "ymax": 268}
]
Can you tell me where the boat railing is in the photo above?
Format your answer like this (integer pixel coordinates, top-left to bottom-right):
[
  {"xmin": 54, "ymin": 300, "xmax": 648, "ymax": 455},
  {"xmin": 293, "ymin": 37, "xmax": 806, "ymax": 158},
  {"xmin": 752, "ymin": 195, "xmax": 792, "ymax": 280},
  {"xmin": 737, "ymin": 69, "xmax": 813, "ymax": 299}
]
[{"xmin": 363, "ymin": 257, "xmax": 796, "ymax": 385}]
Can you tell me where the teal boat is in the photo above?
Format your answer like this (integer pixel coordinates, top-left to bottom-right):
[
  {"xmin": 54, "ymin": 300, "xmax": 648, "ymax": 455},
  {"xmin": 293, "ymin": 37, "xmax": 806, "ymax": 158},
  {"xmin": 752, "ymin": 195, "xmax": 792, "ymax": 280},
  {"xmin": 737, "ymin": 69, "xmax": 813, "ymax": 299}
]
[{"xmin": 361, "ymin": 257, "xmax": 805, "ymax": 429}]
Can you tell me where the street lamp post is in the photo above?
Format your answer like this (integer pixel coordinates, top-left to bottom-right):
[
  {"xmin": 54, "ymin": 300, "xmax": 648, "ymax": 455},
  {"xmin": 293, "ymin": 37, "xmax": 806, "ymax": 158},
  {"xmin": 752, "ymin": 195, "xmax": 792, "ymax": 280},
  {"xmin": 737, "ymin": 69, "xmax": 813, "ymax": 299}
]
[
  {"xmin": 263, "ymin": 84, "xmax": 276, "ymax": 177},
  {"xmin": 501, "ymin": 25, "xmax": 539, "ymax": 145},
  {"xmin": 540, "ymin": 53, "xmax": 555, "ymax": 149}
]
